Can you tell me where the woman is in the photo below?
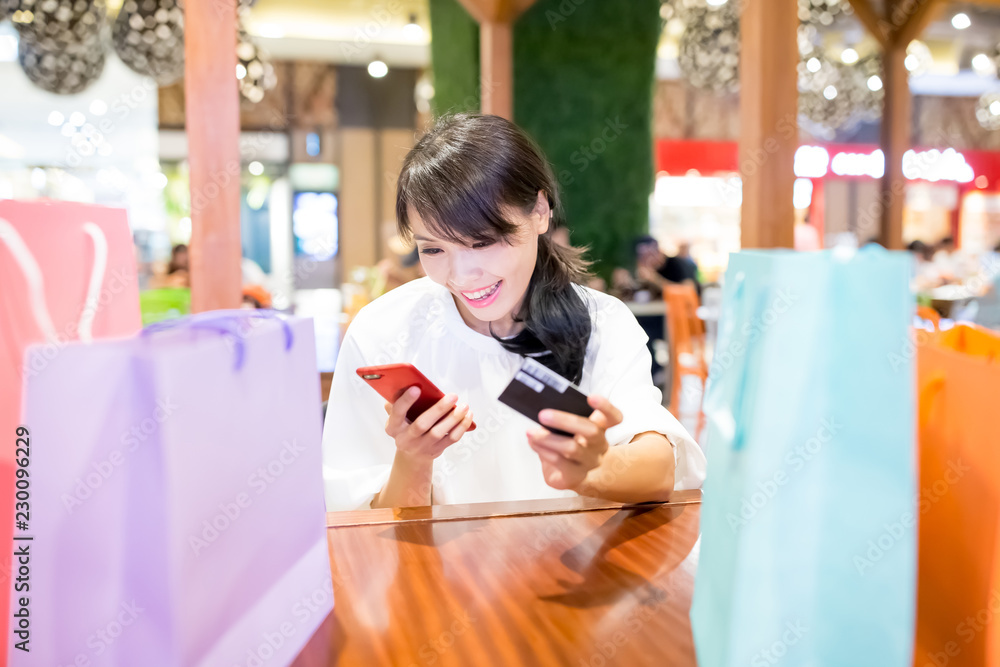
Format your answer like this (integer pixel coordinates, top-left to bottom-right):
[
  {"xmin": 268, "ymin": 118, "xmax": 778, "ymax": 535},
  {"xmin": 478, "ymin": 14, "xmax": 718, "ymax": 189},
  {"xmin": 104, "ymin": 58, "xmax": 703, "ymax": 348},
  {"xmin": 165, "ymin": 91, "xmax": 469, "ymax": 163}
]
[{"xmin": 322, "ymin": 114, "xmax": 705, "ymax": 511}]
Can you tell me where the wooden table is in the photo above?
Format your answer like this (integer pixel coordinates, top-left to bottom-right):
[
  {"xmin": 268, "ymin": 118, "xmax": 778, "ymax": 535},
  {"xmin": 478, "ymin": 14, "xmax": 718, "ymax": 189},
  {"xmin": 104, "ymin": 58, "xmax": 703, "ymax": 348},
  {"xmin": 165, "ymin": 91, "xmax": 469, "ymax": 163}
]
[{"xmin": 292, "ymin": 491, "xmax": 702, "ymax": 666}]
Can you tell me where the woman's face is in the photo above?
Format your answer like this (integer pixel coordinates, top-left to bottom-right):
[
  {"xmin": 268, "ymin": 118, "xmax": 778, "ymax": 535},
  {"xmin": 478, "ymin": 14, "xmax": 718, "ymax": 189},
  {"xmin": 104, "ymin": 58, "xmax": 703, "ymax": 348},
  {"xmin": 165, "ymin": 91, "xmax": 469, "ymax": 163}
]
[{"xmin": 409, "ymin": 191, "xmax": 550, "ymax": 336}]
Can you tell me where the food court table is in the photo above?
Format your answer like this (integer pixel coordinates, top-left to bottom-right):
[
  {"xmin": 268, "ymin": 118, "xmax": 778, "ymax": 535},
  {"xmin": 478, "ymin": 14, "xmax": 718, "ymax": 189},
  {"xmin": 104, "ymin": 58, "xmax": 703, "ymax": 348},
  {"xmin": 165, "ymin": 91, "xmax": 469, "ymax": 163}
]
[{"xmin": 292, "ymin": 491, "xmax": 702, "ymax": 666}]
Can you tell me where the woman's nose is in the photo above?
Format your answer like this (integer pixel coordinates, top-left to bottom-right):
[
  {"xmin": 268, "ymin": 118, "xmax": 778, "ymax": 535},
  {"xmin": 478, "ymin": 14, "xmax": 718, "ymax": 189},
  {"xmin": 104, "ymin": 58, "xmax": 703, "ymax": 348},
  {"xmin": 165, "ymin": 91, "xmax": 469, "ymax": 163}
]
[{"xmin": 448, "ymin": 250, "xmax": 484, "ymax": 287}]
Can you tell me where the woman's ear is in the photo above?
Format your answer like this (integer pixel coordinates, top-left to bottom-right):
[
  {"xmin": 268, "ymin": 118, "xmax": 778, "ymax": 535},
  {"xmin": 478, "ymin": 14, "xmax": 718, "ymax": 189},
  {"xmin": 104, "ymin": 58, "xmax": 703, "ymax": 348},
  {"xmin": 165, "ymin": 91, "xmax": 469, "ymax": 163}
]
[{"xmin": 532, "ymin": 190, "xmax": 551, "ymax": 235}]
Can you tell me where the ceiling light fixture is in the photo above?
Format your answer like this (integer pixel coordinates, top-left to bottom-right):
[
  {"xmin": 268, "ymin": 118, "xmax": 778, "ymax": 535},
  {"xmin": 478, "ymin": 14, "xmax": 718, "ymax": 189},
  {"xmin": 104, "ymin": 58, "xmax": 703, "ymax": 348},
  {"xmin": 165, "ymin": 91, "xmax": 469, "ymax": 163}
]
[
  {"xmin": 368, "ymin": 59, "xmax": 388, "ymax": 78},
  {"xmin": 403, "ymin": 14, "xmax": 424, "ymax": 40}
]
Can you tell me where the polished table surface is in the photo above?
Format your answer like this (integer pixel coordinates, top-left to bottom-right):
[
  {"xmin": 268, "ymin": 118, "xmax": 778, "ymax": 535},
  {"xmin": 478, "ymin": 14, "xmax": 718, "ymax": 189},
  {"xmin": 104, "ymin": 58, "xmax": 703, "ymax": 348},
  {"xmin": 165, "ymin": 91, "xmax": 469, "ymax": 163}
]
[{"xmin": 292, "ymin": 491, "xmax": 702, "ymax": 666}]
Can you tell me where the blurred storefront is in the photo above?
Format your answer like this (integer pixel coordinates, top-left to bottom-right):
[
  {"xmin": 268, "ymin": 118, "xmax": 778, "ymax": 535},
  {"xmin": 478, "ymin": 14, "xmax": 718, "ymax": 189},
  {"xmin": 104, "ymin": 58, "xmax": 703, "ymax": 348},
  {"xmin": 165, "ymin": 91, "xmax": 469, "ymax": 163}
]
[{"xmin": 653, "ymin": 138, "xmax": 1000, "ymax": 266}]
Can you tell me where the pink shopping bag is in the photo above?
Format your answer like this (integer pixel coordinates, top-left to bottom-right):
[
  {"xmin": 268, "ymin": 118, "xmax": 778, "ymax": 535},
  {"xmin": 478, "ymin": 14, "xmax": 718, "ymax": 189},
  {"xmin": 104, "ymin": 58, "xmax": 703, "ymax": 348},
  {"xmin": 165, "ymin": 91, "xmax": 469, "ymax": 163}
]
[
  {"xmin": 12, "ymin": 311, "xmax": 332, "ymax": 666},
  {"xmin": 0, "ymin": 199, "xmax": 141, "ymax": 660}
]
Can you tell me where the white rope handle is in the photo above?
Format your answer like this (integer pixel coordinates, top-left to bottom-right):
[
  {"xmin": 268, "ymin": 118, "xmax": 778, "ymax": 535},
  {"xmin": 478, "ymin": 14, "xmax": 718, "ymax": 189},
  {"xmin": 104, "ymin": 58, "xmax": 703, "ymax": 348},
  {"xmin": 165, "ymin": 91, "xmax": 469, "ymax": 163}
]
[
  {"xmin": 0, "ymin": 217, "xmax": 110, "ymax": 343},
  {"xmin": 0, "ymin": 217, "xmax": 59, "ymax": 342},
  {"xmin": 78, "ymin": 222, "xmax": 108, "ymax": 342}
]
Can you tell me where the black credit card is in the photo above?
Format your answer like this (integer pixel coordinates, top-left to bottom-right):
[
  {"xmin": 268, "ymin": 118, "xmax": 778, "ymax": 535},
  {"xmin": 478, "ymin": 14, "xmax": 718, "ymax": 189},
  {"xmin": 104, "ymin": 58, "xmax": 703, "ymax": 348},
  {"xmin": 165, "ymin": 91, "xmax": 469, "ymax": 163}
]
[{"xmin": 497, "ymin": 357, "xmax": 592, "ymax": 437}]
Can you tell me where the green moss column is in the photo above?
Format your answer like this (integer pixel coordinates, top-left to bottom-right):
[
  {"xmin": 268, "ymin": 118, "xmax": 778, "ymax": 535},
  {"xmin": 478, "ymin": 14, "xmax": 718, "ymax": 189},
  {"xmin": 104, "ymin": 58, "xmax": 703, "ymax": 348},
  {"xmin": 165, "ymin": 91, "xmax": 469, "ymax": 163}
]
[
  {"xmin": 428, "ymin": 0, "xmax": 481, "ymax": 115},
  {"xmin": 430, "ymin": 0, "xmax": 661, "ymax": 277}
]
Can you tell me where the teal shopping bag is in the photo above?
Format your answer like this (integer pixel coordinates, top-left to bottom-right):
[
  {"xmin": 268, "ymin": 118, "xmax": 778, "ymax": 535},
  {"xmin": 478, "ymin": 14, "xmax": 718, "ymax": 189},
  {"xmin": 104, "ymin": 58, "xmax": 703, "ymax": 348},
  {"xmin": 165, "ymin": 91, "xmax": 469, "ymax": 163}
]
[{"xmin": 691, "ymin": 248, "xmax": 916, "ymax": 667}]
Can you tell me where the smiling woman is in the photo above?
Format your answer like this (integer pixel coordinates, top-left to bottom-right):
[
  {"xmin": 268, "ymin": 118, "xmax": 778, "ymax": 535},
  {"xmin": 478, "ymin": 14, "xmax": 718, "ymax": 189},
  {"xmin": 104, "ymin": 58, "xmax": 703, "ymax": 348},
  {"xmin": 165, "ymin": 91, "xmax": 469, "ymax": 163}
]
[
  {"xmin": 396, "ymin": 113, "xmax": 592, "ymax": 381},
  {"xmin": 321, "ymin": 114, "xmax": 706, "ymax": 512}
]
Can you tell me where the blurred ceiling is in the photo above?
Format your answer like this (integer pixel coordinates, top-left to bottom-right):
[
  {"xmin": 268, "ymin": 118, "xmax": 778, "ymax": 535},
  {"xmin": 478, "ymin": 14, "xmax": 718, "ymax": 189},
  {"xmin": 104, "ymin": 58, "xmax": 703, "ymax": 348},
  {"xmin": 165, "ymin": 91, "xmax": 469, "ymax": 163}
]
[
  {"xmin": 655, "ymin": 0, "xmax": 1000, "ymax": 96},
  {"xmin": 240, "ymin": 0, "xmax": 1000, "ymax": 96},
  {"xmin": 245, "ymin": 0, "xmax": 431, "ymax": 67}
]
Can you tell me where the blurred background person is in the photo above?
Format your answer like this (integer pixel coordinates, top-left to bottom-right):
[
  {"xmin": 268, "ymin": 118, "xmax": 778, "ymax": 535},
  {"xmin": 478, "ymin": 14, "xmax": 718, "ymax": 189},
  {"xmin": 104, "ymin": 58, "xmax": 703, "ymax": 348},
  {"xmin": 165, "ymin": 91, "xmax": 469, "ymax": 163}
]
[
  {"xmin": 908, "ymin": 240, "xmax": 944, "ymax": 291},
  {"xmin": 150, "ymin": 243, "xmax": 190, "ymax": 289},
  {"xmin": 241, "ymin": 284, "xmax": 273, "ymax": 309},
  {"xmin": 634, "ymin": 235, "xmax": 702, "ymax": 299},
  {"xmin": 794, "ymin": 214, "xmax": 821, "ymax": 251},
  {"xmin": 610, "ymin": 267, "xmax": 640, "ymax": 302}
]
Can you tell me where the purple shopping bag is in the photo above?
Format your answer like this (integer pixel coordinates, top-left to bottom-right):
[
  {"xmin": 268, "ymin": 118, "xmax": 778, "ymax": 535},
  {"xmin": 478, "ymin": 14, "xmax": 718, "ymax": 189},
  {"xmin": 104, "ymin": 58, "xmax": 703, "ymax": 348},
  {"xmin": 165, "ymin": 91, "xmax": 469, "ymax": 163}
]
[{"xmin": 12, "ymin": 311, "xmax": 332, "ymax": 666}]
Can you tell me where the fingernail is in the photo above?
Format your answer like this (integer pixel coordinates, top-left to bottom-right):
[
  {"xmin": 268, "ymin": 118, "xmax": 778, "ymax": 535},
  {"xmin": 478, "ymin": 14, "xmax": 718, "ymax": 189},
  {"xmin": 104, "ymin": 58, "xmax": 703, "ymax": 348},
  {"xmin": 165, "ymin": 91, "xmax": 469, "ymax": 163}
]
[
  {"xmin": 456, "ymin": 403, "xmax": 467, "ymax": 412},
  {"xmin": 408, "ymin": 387, "xmax": 420, "ymax": 396},
  {"xmin": 446, "ymin": 394, "xmax": 458, "ymax": 403},
  {"xmin": 539, "ymin": 410, "xmax": 551, "ymax": 422}
]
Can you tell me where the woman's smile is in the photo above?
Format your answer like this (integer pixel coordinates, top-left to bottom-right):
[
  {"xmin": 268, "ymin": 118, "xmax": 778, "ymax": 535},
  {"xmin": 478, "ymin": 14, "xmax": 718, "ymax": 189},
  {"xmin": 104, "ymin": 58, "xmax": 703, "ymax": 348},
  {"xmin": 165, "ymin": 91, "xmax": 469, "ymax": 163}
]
[{"xmin": 457, "ymin": 280, "xmax": 503, "ymax": 308}]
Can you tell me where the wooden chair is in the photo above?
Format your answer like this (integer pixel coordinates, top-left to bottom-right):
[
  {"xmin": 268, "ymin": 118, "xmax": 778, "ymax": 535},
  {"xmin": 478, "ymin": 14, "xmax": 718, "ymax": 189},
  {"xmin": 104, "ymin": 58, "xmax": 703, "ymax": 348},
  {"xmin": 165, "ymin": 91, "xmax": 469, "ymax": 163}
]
[
  {"xmin": 663, "ymin": 283, "xmax": 708, "ymax": 440},
  {"xmin": 917, "ymin": 305, "xmax": 941, "ymax": 331}
]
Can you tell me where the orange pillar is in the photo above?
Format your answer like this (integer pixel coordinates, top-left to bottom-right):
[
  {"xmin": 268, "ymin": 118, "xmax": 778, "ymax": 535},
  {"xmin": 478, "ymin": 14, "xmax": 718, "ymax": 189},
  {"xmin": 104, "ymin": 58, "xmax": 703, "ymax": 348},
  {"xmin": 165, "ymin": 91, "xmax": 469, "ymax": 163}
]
[
  {"xmin": 456, "ymin": 0, "xmax": 537, "ymax": 120},
  {"xmin": 184, "ymin": 0, "xmax": 242, "ymax": 312},
  {"xmin": 480, "ymin": 21, "xmax": 513, "ymax": 119},
  {"xmin": 739, "ymin": 0, "xmax": 798, "ymax": 248}
]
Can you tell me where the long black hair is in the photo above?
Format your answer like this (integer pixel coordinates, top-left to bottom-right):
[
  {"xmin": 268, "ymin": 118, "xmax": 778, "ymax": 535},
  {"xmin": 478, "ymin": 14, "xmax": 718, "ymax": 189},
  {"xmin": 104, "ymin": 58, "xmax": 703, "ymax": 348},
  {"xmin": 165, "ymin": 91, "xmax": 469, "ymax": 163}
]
[{"xmin": 396, "ymin": 113, "xmax": 593, "ymax": 384}]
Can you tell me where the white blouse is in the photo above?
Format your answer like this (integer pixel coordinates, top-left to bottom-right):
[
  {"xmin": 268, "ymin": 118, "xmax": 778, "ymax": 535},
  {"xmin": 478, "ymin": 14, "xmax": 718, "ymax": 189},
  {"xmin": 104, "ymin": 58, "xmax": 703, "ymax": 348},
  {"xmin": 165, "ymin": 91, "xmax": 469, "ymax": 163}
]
[{"xmin": 322, "ymin": 277, "xmax": 706, "ymax": 511}]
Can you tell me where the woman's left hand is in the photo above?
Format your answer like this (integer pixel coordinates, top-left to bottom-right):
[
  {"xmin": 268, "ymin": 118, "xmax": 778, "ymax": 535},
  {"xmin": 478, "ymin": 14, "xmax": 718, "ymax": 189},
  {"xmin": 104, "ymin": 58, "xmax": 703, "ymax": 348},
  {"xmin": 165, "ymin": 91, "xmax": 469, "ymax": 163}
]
[{"xmin": 527, "ymin": 395, "xmax": 623, "ymax": 491}]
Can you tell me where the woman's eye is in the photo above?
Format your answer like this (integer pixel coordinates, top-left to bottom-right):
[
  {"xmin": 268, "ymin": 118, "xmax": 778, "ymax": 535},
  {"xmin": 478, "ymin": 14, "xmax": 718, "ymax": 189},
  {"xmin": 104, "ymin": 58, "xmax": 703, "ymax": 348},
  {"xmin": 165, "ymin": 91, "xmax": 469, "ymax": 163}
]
[
  {"xmin": 419, "ymin": 248, "xmax": 442, "ymax": 256},
  {"xmin": 472, "ymin": 241, "xmax": 495, "ymax": 249}
]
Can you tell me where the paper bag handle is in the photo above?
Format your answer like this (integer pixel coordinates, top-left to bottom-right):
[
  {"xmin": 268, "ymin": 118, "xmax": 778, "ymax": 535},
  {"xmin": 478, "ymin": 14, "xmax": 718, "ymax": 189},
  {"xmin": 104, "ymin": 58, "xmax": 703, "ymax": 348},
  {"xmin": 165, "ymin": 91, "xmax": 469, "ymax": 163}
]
[
  {"xmin": 0, "ymin": 217, "xmax": 59, "ymax": 342},
  {"xmin": 78, "ymin": 222, "xmax": 108, "ymax": 342},
  {"xmin": 142, "ymin": 310, "xmax": 294, "ymax": 371},
  {"xmin": 0, "ymin": 217, "xmax": 109, "ymax": 343},
  {"xmin": 702, "ymin": 270, "xmax": 758, "ymax": 452},
  {"xmin": 918, "ymin": 373, "xmax": 946, "ymax": 431},
  {"xmin": 727, "ymin": 273, "xmax": 761, "ymax": 452}
]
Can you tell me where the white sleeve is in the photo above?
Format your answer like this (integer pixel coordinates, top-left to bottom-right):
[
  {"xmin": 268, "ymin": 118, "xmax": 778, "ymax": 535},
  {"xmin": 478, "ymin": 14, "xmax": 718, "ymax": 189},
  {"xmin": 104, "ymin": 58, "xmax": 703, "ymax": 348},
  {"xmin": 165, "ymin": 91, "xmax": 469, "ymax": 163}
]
[
  {"xmin": 591, "ymin": 300, "xmax": 707, "ymax": 491},
  {"xmin": 321, "ymin": 329, "xmax": 397, "ymax": 511}
]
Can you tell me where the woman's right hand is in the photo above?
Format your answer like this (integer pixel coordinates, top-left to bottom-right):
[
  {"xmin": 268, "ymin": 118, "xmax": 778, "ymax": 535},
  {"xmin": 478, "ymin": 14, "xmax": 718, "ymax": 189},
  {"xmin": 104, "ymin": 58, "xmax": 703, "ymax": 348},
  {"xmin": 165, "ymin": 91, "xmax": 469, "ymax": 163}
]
[{"xmin": 383, "ymin": 387, "xmax": 474, "ymax": 464}]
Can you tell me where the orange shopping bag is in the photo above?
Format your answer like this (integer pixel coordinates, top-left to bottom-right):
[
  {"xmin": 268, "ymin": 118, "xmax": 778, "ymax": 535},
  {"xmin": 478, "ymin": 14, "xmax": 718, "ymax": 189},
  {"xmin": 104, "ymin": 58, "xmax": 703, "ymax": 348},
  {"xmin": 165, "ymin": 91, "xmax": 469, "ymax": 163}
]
[{"xmin": 915, "ymin": 324, "xmax": 1000, "ymax": 667}]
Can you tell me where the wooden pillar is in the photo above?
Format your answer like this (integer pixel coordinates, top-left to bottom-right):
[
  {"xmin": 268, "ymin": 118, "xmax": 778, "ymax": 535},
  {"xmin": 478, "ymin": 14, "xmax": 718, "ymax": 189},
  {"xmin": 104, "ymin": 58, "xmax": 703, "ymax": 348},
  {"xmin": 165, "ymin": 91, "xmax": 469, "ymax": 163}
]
[
  {"xmin": 339, "ymin": 128, "xmax": 379, "ymax": 272},
  {"xmin": 880, "ymin": 45, "xmax": 909, "ymax": 249},
  {"xmin": 739, "ymin": 0, "xmax": 798, "ymax": 248},
  {"xmin": 480, "ymin": 21, "xmax": 513, "ymax": 118},
  {"xmin": 848, "ymin": 0, "xmax": 944, "ymax": 250},
  {"xmin": 456, "ymin": 0, "xmax": 537, "ymax": 120},
  {"xmin": 184, "ymin": 0, "xmax": 242, "ymax": 312}
]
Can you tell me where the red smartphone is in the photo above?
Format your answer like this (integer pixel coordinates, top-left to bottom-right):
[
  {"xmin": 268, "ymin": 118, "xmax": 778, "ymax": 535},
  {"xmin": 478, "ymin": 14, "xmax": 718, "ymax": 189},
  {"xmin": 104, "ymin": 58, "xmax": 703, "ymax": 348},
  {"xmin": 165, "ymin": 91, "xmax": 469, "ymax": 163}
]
[{"xmin": 356, "ymin": 363, "xmax": 477, "ymax": 431}]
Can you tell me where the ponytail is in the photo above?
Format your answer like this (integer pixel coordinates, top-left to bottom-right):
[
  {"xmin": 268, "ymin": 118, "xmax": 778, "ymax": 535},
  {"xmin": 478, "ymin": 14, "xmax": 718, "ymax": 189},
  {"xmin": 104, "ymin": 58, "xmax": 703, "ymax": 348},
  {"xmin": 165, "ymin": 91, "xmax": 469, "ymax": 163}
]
[{"xmin": 491, "ymin": 232, "xmax": 593, "ymax": 384}]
